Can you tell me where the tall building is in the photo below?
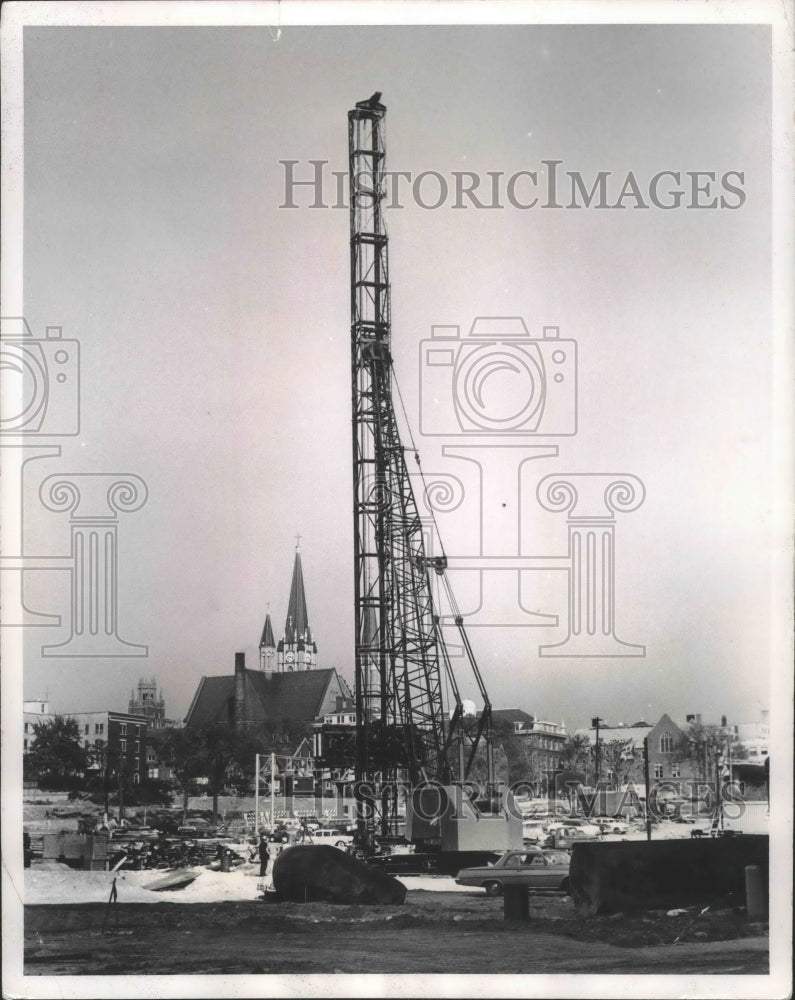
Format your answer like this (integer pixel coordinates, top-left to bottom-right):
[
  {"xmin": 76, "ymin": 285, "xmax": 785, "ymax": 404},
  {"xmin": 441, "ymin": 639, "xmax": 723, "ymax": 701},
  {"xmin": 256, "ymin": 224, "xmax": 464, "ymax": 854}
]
[
  {"xmin": 69, "ymin": 710, "xmax": 149, "ymax": 784},
  {"xmin": 128, "ymin": 677, "xmax": 166, "ymax": 727},
  {"xmin": 492, "ymin": 709, "xmax": 569, "ymax": 777}
]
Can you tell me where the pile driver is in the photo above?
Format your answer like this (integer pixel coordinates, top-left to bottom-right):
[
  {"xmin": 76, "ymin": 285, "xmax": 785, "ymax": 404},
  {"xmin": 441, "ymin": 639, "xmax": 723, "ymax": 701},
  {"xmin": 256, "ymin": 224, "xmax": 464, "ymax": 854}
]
[{"xmin": 345, "ymin": 93, "xmax": 521, "ymax": 866}]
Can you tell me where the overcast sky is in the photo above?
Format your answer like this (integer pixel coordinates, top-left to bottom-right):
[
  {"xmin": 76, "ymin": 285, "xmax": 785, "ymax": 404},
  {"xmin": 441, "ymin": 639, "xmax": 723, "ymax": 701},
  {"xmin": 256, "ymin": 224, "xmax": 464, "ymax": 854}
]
[{"xmin": 18, "ymin": 23, "xmax": 774, "ymax": 731}]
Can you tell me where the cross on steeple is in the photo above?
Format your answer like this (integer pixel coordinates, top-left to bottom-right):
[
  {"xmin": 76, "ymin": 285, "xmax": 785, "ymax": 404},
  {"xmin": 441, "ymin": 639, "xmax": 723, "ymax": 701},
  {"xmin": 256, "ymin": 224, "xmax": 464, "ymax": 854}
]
[{"xmin": 295, "ymin": 533, "xmax": 302, "ymax": 551}]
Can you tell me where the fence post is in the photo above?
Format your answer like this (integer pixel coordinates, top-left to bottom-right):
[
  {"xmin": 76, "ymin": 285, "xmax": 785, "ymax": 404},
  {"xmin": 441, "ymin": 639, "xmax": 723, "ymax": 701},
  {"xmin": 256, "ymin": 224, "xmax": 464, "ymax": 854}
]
[{"xmin": 745, "ymin": 865, "xmax": 767, "ymax": 921}]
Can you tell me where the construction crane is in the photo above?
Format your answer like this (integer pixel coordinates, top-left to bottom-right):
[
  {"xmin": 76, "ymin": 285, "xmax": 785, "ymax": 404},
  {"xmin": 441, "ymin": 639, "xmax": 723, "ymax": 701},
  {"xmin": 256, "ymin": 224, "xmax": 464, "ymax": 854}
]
[{"xmin": 348, "ymin": 94, "xmax": 515, "ymax": 859}]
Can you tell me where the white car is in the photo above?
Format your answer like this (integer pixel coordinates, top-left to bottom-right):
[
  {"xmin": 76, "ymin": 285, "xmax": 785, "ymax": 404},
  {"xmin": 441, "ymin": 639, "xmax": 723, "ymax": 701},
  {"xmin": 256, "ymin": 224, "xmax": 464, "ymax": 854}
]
[
  {"xmin": 571, "ymin": 820, "xmax": 602, "ymax": 837},
  {"xmin": 597, "ymin": 819, "xmax": 629, "ymax": 835},
  {"xmin": 304, "ymin": 827, "xmax": 354, "ymax": 849},
  {"xmin": 522, "ymin": 821, "xmax": 546, "ymax": 839}
]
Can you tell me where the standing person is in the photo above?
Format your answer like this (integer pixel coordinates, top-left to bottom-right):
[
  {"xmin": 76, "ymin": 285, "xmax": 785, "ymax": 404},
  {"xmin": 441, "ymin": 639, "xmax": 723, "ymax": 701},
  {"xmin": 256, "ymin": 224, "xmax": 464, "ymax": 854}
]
[
  {"xmin": 258, "ymin": 833, "xmax": 269, "ymax": 877},
  {"xmin": 267, "ymin": 831, "xmax": 282, "ymax": 872}
]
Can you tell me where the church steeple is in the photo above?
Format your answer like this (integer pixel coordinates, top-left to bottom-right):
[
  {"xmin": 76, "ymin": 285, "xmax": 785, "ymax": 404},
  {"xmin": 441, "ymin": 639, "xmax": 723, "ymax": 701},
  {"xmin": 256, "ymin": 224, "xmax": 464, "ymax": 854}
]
[
  {"xmin": 259, "ymin": 608, "xmax": 276, "ymax": 672},
  {"xmin": 277, "ymin": 537, "xmax": 317, "ymax": 671}
]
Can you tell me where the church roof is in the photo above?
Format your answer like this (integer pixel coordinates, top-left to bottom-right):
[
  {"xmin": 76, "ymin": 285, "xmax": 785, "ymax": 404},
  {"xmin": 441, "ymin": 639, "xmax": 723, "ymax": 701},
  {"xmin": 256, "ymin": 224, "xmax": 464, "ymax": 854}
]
[
  {"xmin": 574, "ymin": 714, "xmax": 684, "ymax": 750},
  {"xmin": 185, "ymin": 667, "xmax": 338, "ymax": 729},
  {"xmin": 284, "ymin": 549, "xmax": 312, "ymax": 643},
  {"xmin": 493, "ymin": 708, "xmax": 536, "ymax": 728},
  {"xmin": 259, "ymin": 613, "xmax": 276, "ymax": 649}
]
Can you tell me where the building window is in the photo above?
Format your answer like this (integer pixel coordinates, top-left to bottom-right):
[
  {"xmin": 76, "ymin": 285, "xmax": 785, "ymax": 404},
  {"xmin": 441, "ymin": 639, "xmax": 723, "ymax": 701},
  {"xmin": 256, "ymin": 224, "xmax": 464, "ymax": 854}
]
[
  {"xmin": 85, "ymin": 724, "xmax": 90, "ymax": 734},
  {"xmin": 659, "ymin": 732, "xmax": 674, "ymax": 754},
  {"xmin": 120, "ymin": 723, "xmax": 127, "ymax": 736},
  {"xmin": 132, "ymin": 770, "xmax": 140, "ymax": 785},
  {"xmin": 653, "ymin": 762, "xmax": 664, "ymax": 779},
  {"xmin": 24, "ymin": 722, "xmax": 29, "ymax": 733},
  {"xmin": 120, "ymin": 739, "xmax": 126, "ymax": 752},
  {"xmin": 671, "ymin": 763, "xmax": 681, "ymax": 778},
  {"xmin": 136, "ymin": 725, "xmax": 141, "ymax": 735},
  {"xmin": 24, "ymin": 739, "xmax": 28, "ymax": 752}
]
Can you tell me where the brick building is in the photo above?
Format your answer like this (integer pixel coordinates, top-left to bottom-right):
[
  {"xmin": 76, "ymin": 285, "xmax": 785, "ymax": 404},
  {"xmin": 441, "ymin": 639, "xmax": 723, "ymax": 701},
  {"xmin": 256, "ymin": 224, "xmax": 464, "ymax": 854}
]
[
  {"xmin": 577, "ymin": 714, "xmax": 698, "ymax": 784},
  {"xmin": 71, "ymin": 710, "xmax": 150, "ymax": 785},
  {"xmin": 23, "ymin": 700, "xmax": 54, "ymax": 754},
  {"xmin": 492, "ymin": 708, "xmax": 569, "ymax": 781}
]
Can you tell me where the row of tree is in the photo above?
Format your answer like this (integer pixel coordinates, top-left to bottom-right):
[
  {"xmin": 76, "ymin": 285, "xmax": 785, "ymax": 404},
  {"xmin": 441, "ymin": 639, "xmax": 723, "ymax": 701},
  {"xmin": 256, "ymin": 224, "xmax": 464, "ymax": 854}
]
[
  {"xmin": 24, "ymin": 715, "xmax": 313, "ymax": 823},
  {"xmin": 480, "ymin": 719, "xmax": 748, "ymax": 792},
  {"xmin": 25, "ymin": 714, "xmax": 749, "ymax": 822}
]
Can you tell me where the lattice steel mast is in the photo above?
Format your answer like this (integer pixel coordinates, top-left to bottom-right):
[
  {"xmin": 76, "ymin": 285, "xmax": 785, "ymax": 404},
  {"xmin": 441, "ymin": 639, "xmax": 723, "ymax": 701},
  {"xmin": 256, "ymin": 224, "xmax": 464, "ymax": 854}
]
[{"xmin": 349, "ymin": 95, "xmax": 453, "ymax": 833}]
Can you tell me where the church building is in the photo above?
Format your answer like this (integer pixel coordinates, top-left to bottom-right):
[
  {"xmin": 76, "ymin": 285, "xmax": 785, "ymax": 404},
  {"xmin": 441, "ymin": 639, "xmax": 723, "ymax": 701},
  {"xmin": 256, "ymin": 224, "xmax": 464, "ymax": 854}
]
[
  {"xmin": 184, "ymin": 543, "xmax": 352, "ymax": 736},
  {"xmin": 258, "ymin": 544, "xmax": 317, "ymax": 672}
]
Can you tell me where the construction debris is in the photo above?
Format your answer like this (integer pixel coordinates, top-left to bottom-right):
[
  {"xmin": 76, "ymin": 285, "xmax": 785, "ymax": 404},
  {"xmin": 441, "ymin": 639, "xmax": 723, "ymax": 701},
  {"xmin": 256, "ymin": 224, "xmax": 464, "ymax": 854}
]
[
  {"xmin": 272, "ymin": 845, "xmax": 406, "ymax": 905},
  {"xmin": 144, "ymin": 869, "xmax": 200, "ymax": 892}
]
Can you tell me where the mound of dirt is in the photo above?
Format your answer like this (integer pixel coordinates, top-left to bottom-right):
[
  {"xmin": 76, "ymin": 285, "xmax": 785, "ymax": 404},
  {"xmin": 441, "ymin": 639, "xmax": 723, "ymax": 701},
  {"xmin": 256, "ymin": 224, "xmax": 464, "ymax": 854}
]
[{"xmin": 272, "ymin": 845, "xmax": 406, "ymax": 904}]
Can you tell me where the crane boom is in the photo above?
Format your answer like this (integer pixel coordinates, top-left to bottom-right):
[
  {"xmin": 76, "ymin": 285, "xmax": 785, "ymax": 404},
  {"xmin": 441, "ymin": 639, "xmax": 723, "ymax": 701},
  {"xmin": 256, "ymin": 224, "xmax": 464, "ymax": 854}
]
[
  {"xmin": 349, "ymin": 97, "xmax": 451, "ymax": 833},
  {"xmin": 348, "ymin": 96, "xmax": 505, "ymax": 851}
]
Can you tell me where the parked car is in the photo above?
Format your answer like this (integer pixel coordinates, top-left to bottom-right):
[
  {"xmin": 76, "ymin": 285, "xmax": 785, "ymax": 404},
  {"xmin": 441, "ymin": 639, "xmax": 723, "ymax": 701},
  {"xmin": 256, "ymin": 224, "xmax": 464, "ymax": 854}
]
[
  {"xmin": 521, "ymin": 821, "xmax": 546, "ymax": 844},
  {"xmin": 455, "ymin": 849, "xmax": 571, "ymax": 896},
  {"xmin": 561, "ymin": 818, "xmax": 602, "ymax": 837},
  {"xmin": 596, "ymin": 819, "xmax": 629, "ymax": 835},
  {"xmin": 546, "ymin": 825, "xmax": 601, "ymax": 850},
  {"xmin": 304, "ymin": 827, "xmax": 354, "ymax": 849}
]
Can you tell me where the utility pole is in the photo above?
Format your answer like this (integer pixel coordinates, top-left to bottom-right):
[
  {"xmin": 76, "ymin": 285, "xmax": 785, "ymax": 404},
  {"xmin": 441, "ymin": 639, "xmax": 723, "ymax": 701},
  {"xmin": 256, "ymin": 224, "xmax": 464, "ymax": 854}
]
[
  {"xmin": 254, "ymin": 754, "xmax": 260, "ymax": 837},
  {"xmin": 592, "ymin": 717, "xmax": 604, "ymax": 787},
  {"xmin": 643, "ymin": 736, "xmax": 652, "ymax": 840},
  {"xmin": 271, "ymin": 751, "xmax": 276, "ymax": 829},
  {"xmin": 117, "ymin": 756, "xmax": 125, "ymax": 822}
]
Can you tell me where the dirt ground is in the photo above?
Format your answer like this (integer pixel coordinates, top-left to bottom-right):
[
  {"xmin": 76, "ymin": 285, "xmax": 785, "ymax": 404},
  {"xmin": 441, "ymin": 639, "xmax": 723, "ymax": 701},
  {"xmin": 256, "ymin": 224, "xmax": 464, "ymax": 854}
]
[
  {"xmin": 24, "ymin": 889, "xmax": 768, "ymax": 976},
  {"xmin": 21, "ymin": 796, "xmax": 768, "ymax": 976}
]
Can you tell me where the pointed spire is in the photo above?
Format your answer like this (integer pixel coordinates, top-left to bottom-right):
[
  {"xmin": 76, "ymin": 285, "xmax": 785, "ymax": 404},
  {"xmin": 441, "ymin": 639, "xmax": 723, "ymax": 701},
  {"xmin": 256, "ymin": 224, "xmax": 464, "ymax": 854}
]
[
  {"xmin": 360, "ymin": 602, "xmax": 378, "ymax": 651},
  {"xmin": 260, "ymin": 612, "xmax": 276, "ymax": 649},
  {"xmin": 285, "ymin": 543, "xmax": 311, "ymax": 643}
]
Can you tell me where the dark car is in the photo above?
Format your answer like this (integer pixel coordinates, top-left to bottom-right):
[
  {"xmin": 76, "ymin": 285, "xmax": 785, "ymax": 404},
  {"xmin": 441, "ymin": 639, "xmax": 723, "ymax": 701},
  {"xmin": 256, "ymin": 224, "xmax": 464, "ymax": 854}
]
[{"xmin": 454, "ymin": 849, "xmax": 571, "ymax": 896}]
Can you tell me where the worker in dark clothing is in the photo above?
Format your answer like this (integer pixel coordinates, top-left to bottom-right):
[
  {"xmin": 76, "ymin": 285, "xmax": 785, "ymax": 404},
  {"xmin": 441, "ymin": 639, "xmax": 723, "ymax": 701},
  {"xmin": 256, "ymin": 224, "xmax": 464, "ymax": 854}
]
[{"xmin": 258, "ymin": 833, "xmax": 269, "ymax": 876}]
